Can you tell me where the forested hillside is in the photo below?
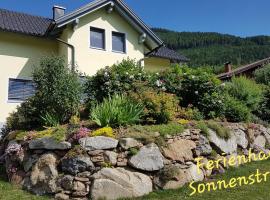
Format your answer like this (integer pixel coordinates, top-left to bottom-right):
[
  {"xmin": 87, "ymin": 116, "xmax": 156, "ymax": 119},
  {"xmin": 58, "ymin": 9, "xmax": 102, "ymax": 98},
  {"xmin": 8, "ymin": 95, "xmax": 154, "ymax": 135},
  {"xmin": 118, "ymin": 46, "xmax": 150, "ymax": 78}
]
[{"xmin": 153, "ymin": 28, "xmax": 270, "ymax": 70}]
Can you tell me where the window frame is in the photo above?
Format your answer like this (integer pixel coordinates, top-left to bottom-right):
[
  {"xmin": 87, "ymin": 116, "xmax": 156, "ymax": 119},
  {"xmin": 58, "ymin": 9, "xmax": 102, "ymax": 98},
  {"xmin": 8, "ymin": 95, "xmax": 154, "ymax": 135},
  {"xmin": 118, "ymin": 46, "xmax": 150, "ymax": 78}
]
[
  {"xmin": 7, "ymin": 78, "xmax": 35, "ymax": 103},
  {"xmin": 90, "ymin": 26, "xmax": 106, "ymax": 50},
  {"xmin": 112, "ymin": 31, "xmax": 127, "ymax": 54}
]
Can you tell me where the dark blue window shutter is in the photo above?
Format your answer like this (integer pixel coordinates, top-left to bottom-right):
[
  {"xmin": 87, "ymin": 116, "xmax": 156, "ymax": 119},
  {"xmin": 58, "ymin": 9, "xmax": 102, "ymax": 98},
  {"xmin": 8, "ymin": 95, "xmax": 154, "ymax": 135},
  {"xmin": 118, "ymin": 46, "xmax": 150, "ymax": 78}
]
[
  {"xmin": 8, "ymin": 79, "xmax": 36, "ymax": 101},
  {"xmin": 90, "ymin": 27, "xmax": 105, "ymax": 49},
  {"xmin": 112, "ymin": 32, "xmax": 126, "ymax": 53}
]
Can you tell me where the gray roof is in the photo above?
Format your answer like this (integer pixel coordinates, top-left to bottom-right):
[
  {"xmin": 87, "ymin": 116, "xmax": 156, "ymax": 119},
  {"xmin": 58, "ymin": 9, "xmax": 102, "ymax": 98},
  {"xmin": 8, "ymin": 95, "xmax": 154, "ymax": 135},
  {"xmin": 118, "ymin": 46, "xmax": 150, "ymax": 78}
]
[
  {"xmin": 0, "ymin": 8, "xmax": 54, "ymax": 37},
  {"xmin": 146, "ymin": 46, "xmax": 189, "ymax": 62}
]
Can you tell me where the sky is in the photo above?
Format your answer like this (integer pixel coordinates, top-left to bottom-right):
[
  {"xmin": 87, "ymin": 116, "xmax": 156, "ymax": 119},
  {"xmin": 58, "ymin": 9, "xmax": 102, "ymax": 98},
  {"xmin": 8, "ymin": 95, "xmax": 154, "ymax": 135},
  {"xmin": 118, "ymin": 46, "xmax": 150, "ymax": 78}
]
[{"xmin": 0, "ymin": 0, "xmax": 269, "ymax": 37}]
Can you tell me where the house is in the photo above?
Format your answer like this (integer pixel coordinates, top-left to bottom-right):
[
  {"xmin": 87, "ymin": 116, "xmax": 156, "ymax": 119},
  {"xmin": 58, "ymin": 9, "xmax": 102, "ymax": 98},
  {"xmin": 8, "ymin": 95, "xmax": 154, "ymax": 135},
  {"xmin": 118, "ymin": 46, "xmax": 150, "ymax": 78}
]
[
  {"xmin": 217, "ymin": 58, "xmax": 270, "ymax": 80},
  {"xmin": 0, "ymin": 0, "xmax": 188, "ymax": 128}
]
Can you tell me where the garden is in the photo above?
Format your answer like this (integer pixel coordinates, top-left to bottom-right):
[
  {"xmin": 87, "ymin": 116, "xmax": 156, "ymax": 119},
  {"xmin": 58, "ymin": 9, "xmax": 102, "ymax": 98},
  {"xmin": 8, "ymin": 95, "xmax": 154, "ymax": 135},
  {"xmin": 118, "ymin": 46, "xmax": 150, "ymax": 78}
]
[{"xmin": 1, "ymin": 56, "xmax": 270, "ymax": 200}]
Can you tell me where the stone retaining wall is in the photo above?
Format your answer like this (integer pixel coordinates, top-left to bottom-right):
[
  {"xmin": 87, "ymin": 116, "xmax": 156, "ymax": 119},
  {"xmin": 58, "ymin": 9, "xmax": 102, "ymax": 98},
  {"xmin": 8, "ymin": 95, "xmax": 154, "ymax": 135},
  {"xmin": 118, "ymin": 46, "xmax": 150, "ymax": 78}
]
[{"xmin": 2, "ymin": 123, "xmax": 270, "ymax": 200}]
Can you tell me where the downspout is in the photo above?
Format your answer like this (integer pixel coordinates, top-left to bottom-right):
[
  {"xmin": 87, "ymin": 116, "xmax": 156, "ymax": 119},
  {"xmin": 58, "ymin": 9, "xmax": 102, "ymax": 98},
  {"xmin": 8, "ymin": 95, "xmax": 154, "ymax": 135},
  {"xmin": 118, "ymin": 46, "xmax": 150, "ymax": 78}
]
[{"xmin": 56, "ymin": 38, "xmax": 75, "ymax": 71}]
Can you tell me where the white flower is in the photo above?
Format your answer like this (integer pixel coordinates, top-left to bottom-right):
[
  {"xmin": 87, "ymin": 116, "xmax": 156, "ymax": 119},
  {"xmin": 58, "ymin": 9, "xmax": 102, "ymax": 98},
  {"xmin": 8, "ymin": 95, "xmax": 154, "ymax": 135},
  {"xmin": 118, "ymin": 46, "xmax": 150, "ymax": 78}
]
[
  {"xmin": 129, "ymin": 75, "xmax": 134, "ymax": 79},
  {"xmin": 191, "ymin": 75, "xmax": 195, "ymax": 79},
  {"xmin": 126, "ymin": 72, "xmax": 129, "ymax": 75},
  {"xmin": 162, "ymin": 86, "xmax": 167, "ymax": 91},
  {"xmin": 156, "ymin": 72, "xmax": 159, "ymax": 75},
  {"xmin": 221, "ymin": 83, "xmax": 226, "ymax": 87},
  {"xmin": 156, "ymin": 80, "xmax": 162, "ymax": 87},
  {"xmin": 195, "ymin": 91, "xmax": 199, "ymax": 95}
]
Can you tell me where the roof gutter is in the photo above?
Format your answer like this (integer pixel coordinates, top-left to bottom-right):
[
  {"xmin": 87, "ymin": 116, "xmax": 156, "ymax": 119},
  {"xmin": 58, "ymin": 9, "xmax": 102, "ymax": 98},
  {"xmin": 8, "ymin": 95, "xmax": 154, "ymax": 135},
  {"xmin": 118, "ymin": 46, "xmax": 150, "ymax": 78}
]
[{"xmin": 56, "ymin": 38, "xmax": 75, "ymax": 71}]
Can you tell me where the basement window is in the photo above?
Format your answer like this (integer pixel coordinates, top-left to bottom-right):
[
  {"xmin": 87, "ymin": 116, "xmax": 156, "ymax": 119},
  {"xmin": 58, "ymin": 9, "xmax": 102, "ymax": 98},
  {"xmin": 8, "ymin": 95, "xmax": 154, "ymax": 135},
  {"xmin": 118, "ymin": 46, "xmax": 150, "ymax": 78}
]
[
  {"xmin": 8, "ymin": 78, "xmax": 35, "ymax": 101},
  {"xmin": 112, "ymin": 31, "xmax": 126, "ymax": 53},
  {"xmin": 90, "ymin": 27, "xmax": 105, "ymax": 50}
]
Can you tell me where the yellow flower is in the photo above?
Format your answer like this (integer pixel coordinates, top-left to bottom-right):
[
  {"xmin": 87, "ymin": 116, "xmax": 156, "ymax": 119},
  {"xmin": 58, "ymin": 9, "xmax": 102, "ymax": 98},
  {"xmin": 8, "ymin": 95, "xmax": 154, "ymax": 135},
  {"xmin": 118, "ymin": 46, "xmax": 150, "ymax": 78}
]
[
  {"xmin": 91, "ymin": 127, "xmax": 115, "ymax": 138},
  {"xmin": 178, "ymin": 119, "xmax": 189, "ymax": 125}
]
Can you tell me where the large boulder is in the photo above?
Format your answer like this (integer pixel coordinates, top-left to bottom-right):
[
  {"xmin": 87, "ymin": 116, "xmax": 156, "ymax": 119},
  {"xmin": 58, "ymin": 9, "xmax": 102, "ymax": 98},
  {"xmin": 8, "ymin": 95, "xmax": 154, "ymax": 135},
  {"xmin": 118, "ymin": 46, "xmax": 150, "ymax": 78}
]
[
  {"xmin": 208, "ymin": 129, "xmax": 237, "ymax": 154},
  {"xmin": 79, "ymin": 136, "xmax": 118, "ymax": 151},
  {"xmin": 91, "ymin": 168, "xmax": 152, "ymax": 200},
  {"xmin": 234, "ymin": 129, "xmax": 248, "ymax": 149},
  {"xmin": 162, "ymin": 139, "xmax": 196, "ymax": 162},
  {"xmin": 253, "ymin": 135, "xmax": 266, "ymax": 149},
  {"xmin": 154, "ymin": 166, "xmax": 192, "ymax": 190},
  {"xmin": 129, "ymin": 143, "xmax": 164, "ymax": 171},
  {"xmin": 195, "ymin": 135, "xmax": 212, "ymax": 156},
  {"xmin": 27, "ymin": 153, "xmax": 59, "ymax": 195},
  {"xmin": 29, "ymin": 137, "xmax": 71, "ymax": 150},
  {"xmin": 61, "ymin": 155, "xmax": 94, "ymax": 175},
  {"xmin": 186, "ymin": 163, "xmax": 204, "ymax": 182}
]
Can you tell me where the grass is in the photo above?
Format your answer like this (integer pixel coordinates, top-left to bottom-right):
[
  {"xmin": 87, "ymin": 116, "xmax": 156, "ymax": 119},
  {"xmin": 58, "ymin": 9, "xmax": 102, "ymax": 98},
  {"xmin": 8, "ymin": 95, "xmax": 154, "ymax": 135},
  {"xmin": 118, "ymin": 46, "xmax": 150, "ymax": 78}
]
[
  {"xmin": 207, "ymin": 121, "xmax": 231, "ymax": 140},
  {"xmin": 125, "ymin": 159, "xmax": 270, "ymax": 200}
]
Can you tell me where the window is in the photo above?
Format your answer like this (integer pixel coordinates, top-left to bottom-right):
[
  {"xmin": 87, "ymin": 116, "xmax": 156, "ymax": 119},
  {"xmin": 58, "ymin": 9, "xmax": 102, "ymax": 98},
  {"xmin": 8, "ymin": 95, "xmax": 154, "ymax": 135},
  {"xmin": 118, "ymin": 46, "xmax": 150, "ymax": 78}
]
[
  {"xmin": 90, "ymin": 27, "xmax": 105, "ymax": 50},
  {"xmin": 112, "ymin": 32, "xmax": 126, "ymax": 53},
  {"xmin": 8, "ymin": 79, "xmax": 35, "ymax": 101}
]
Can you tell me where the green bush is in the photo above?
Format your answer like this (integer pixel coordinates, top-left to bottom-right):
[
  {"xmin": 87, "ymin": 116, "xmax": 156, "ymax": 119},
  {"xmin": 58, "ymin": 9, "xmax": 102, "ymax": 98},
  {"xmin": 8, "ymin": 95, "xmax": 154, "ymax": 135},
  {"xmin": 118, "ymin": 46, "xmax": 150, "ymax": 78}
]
[
  {"xmin": 254, "ymin": 65, "xmax": 270, "ymax": 85},
  {"xmin": 33, "ymin": 56, "xmax": 82, "ymax": 123},
  {"xmin": 129, "ymin": 86, "xmax": 179, "ymax": 124},
  {"xmin": 225, "ymin": 76, "xmax": 263, "ymax": 111},
  {"xmin": 224, "ymin": 95, "xmax": 251, "ymax": 122},
  {"xmin": 5, "ymin": 56, "xmax": 82, "ymax": 130},
  {"xmin": 195, "ymin": 121, "xmax": 209, "ymax": 137},
  {"xmin": 255, "ymin": 86, "xmax": 270, "ymax": 122},
  {"xmin": 154, "ymin": 65, "xmax": 225, "ymax": 119},
  {"xmin": 84, "ymin": 58, "xmax": 149, "ymax": 103},
  {"xmin": 91, "ymin": 94, "xmax": 143, "ymax": 127}
]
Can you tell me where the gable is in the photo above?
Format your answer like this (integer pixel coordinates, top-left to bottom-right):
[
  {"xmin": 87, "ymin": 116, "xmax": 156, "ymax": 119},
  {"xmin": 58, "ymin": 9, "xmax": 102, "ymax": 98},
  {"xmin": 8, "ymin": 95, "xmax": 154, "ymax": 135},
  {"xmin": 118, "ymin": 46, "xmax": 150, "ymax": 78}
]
[{"xmin": 55, "ymin": 0, "xmax": 163, "ymax": 50}]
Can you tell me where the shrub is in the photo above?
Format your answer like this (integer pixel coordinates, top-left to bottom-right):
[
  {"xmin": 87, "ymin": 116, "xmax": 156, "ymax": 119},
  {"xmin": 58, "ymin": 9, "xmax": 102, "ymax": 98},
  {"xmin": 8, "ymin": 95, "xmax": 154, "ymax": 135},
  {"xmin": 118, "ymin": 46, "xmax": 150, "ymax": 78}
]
[
  {"xmin": 92, "ymin": 127, "xmax": 115, "ymax": 138},
  {"xmin": 84, "ymin": 58, "xmax": 149, "ymax": 103},
  {"xmin": 34, "ymin": 126, "xmax": 67, "ymax": 142},
  {"xmin": 255, "ymin": 86, "xmax": 270, "ymax": 122},
  {"xmin": 224, "ymin": 95, "xmax": 251, "ymax": 122},
  {"xmin": 254, "ymin": 64, "xmax": 270, "ymax": 85},
  {"xmin": 177, "ymin": 107, "xmax": 204, "ymax": 121},
  {"xmin": 91, "ymin": 94, "xmax": 143, "ymax": 127},
  {"xmin": 129, "ymin": 86, "xmax": 179, "ymax": 124},
  {"xmin": 207, "ymin": 121, "xmax": 231, "ymax": 140},
  {"xmin": 154, "ymin": 65, "xmax": 224, "ymax": 119},
  {"xmin": 33, "ymin": 56, "xmax": 82, "ymax": 124},
  {"xmin": 225, "ymin": 76, "xmax": 263, "ymax": 111},
  {"xmin": 6, "ymin": 56, "xmax": 82, "ymax": 130}
]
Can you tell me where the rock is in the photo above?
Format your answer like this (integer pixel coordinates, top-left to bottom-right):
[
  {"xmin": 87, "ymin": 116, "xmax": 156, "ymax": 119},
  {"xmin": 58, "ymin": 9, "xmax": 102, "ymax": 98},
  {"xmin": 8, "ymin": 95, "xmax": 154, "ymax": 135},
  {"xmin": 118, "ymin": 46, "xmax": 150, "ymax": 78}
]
[
  {"xmin": 234, "ymin": 129, "xmax": 248, "ymax": 149},
  {"xmin": 195, "ymin": 135, "xmax": 212, "ymax": 156},
  {"xmin": 73, "ymin": 181, "xmax": 86, "ymax": 191},
  {"xmin": 61, "ymin": 155, "xmax": 94, "ymax": 175},
  {"xmin": 74, "ymin": 177, "xmax": 89, "ymax": 182},
  {"xmin": 154, "ymin": 167, "xmax": 192, "ymax": 190},
  {"xmin": 104, "ymin": 151, "xmax": 118, "ymax": 165},
  {"xmin": 77, "ymin": 171, "xmax": 92, "ymax": 179},
  {"xmin": 79, "ymin": 136, "xmax": 118, "ymax": 151},
  {"xmin": 253, "ymin": 135, "xmax": 266, "ymax": 149},
  {"xmin": 91, "ymin": 168, "xmax": 152, "ymax": 200},
  {"xmin": 30, "ymin": 153, "xmax": 58, "ymax": 195},
  {"xmin": 162, "ymin": 139, "xmax": 196, "ymax": 162},
  {"xmin": 29, "ymin": 137, "xmax": 71, "ymax": 150},
  {"xmin": 263, "ymin": 129, "xmax": 270, "ymax": 146},
  {"xmin": 55, "ymin": 193, "xmax": 69, "ymax": 200},
  {"xmin": 208, "ymin": 129, "xmax": 237, "ymax": 154},
  {"xmin": 60, "ymin": 175, "xmax": 74, "ymax": 190},
  {"xmin": 10, "ymin": 170, "xmax": 26, "ymax": 186},
  {"xmin": 119, "ymin": 138, "xmax": 139, "ymax": 150},
  {"xmin": 23, "ymin": 154, "xmax": 39, "ymax": 172},
  {"xmin": 72, "ymin": 191, "xmax": 88, "ymax": 197},
  {"xmin": 187, "ymin": 163, "xmax": 204, "ymax": 182},
  {"xmin": 129, "ymin": 143, "xmax": 164, "ymax": 171}
]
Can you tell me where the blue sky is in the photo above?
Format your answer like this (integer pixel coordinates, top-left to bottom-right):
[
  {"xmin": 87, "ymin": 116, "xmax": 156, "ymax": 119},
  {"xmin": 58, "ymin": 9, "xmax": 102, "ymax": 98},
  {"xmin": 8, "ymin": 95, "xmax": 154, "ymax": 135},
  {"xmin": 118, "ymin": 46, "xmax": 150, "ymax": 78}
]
[{"xmin": 0, "ymin": 0, "xmax": 269, "ymax": 37}]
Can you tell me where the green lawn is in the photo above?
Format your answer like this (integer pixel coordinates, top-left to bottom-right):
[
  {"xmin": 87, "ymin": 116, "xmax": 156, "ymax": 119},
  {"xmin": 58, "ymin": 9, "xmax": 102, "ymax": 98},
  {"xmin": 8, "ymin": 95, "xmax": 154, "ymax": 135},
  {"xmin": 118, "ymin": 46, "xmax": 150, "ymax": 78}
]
[{"xmin": 1, "ymin": 160, "xmax": 270, "ymax": 200}]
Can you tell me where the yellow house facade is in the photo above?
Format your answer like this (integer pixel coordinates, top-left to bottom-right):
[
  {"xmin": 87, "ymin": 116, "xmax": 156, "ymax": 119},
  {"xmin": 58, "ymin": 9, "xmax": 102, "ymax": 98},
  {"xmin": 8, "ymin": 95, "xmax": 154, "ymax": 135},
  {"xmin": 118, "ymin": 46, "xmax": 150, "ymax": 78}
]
[{"xmin": 0, "ymin": 0, "xmax": 188, "ymax": 128}]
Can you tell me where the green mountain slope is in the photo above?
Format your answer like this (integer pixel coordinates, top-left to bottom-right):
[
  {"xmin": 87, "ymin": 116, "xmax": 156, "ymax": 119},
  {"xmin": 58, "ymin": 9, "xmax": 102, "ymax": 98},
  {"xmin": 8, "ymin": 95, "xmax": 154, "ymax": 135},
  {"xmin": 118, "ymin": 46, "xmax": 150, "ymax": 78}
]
[{"xmin": 152, "ymin": 28, "xmax": 270, "ymax": 69}]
